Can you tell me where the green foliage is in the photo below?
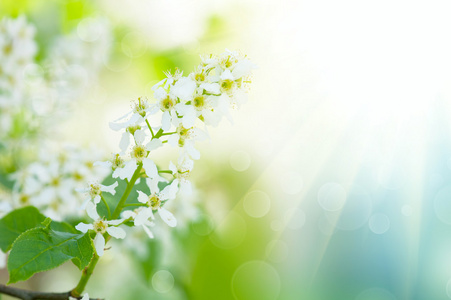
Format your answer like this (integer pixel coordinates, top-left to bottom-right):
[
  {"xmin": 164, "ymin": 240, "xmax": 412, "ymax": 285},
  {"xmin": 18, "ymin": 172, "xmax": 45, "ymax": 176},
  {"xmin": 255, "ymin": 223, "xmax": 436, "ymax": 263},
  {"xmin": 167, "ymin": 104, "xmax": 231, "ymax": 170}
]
[
  {"xmin": 0, "ymin": 206, "xmax": 75, "ymax": 252},
  {"xmin": 0, "ymin": 206, "xmax": 90, "ymax": 284},
  {"xmin": 7, "ymin": 227, "xmax": 93, "ymax": 283},
  {"xmin": 0, "ymin": 206, "xmax": 46, "ymax": 252},
  {"xmin": 130, "ymin": 238, "xmax": 162, "ymax": 283}
]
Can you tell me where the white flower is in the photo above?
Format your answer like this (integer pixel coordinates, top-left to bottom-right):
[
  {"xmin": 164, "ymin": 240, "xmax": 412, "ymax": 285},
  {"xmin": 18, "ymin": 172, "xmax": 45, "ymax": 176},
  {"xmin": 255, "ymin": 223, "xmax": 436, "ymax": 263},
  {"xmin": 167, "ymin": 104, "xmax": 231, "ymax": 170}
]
[
  {"xmin": 152, "ymin": 87, "xmax": 179, "ymax": 131},
  {"xmin": 167, "ymin": 125, "xmax": 208, "ymax": 160},
  {"xmin": 76, "ymin": 181, "xmax": 118, "ymax": 208},
  {"xmin": 112, "ymin": 134, "xmax": 161, "ymax": 181},
  {"xmin": 135, "ymin": 179, "xmax": 179, "ymax": 227},
  {"xmin": 75, "ymin": 202, "xmax": 126, "ymax": 256},
  {"xmin": 169, "ymin": 156, "xmax": 194, "ymax": 195},
  {"xmin": 171, "ymin": 77, "xmax": 196, "ymax": 102},
  {"xmin": 122, "ymin": 208, "xmax": 155, "ymax": 239}
]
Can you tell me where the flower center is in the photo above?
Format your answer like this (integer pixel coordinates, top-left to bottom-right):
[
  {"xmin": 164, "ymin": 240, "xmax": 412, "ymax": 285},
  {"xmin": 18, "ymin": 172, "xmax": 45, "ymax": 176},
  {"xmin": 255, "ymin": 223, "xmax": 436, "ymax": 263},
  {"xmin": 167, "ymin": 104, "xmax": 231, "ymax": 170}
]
[
  {"xmin": 89, "ymin": 183, "xmax": 101, "ymax": 198},
  {"xmin": 161, "ymin": 96, "xmax": 175, "ymax": 111},
  {"xmin": 126, "ymin": 125, "xmax": 141, "ymax": 135},
  {"xmin": 112, "ymin": 154, "xmax": 125, "ymax": 170},
  {"xmin": 194, "ymin": 72, "xmax": 205, "ymax": 82},
  {"xmin": 193, "ymin": 95, "xmax": 205, "ymax": 110},
  {"xmin": 220, "ymin": 79, "xmax": 234, "ymax": 93},
  {"xmin": 93, "ymin": 220, "xmax": 107, "ymax": 234},
  {"xmin": 131, "ymin": 145, "xmax": 147, "ymax": 162},
  {"xmin": 148, "ymin": 194, "xmax": 161, "ymax": 210},
  {"xmin": 133, "ymin": 97, "xmax": 148, "ymax": 117}
]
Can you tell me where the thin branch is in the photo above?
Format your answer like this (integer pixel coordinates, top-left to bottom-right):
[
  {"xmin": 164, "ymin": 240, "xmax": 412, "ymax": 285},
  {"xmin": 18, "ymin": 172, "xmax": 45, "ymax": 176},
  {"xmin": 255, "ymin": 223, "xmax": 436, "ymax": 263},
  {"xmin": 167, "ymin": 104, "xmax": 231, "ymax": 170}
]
[{"xmin": 0, "ymin": 284, "xmax": 101, "ymax": 300}]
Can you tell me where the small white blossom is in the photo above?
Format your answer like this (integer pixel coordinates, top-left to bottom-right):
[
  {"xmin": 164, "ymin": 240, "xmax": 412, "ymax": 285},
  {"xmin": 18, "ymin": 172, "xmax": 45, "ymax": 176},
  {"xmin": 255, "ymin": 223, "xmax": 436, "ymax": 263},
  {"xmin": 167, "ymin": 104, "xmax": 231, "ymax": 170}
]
[
  {"xmin": 135, "ymin": 179, "xmax": 179, "ymax": 227},
  {"xmin": 76, "ymin": 181, "xmax": 118, "ymax": 208},
  {"xmin": 75, "ymin": 202, "xmax": 126, "ymax": 256},
  {"xmin": 122, "ymin": 208, "xmax": 155, "ymax": 239}
]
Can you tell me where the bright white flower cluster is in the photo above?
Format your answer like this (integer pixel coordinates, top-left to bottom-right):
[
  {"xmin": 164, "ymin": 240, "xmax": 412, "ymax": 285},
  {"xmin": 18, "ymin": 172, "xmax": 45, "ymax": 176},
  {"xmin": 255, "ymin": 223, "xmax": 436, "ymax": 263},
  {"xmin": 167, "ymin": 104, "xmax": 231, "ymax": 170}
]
[
  {"xmin": 7, "ymin": 145, "xmax": 109, "ymax": 221},
  {"xmin": 76, "ymin": 50, "xmax": 256, "ymax": 256}
]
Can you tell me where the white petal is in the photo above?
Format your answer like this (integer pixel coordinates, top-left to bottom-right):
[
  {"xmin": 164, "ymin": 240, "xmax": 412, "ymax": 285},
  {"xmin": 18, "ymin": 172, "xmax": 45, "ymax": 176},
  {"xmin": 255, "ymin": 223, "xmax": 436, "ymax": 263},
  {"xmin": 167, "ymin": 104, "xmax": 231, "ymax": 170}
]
[
  {"xmin": 106, "ymin": 226, "xmax": 126, "ymax": 239},
  {"xmin": 93, "ymin": 195, "xmax": 101, "ymax": 204},
  {"xmin": 134, "ymin": 129, "xmax": 146, "ymax": 145},
  {"xmin": 86, "ymin": 202, "xmax": 100, "ymax": 220},
  {"xmin": 142, "ymin": 158, "xmax": 158, "ymax": 178},
  {"xmin": 137, "ymin": 190, "xmax": 149, "ymax": 204},
  {"xmin": 121, "ymin": 210, "xmax": 136, "ymax": 219},
  {"xmin": 75, "ymin": 187, "xmax": 90, "ymax": 193},
  {"xmin": 134, "ymin": 207, "xmax": 153, "ymax": 226},
  {"xmin": 192, "ymin": 128, "xmax": 209, "ymax": 141},
  {"xmin": 200, "ymin": 82, "xmax": 220, "ymax": 94},
  {"xmin": 81, "ymin": 294, "xmax": 90, "ymax": 300},
  {"xmin": 158, "ymin": 208, "xmax": 177, "ymax": 227},
  {"xmin": 119, "ymin": 132, "xmax": 130, "ymax": 153},
  {"xmin": 185, "ymin": 143, "xmax": 200, "ymax": 160},
  {"xmin": 94, "ymin": 233, "xmax": 105, "ymax": 256},
  {"xmin": 80, "ymin": 197, "xmax": 91, "ymax": 210},
  {"xmin": 111, "ymin": 111, "xmax": 132, "ymax": 123},
  {"xmin": 114, "ymin": 160, "xmax": 137, "ymax": 181},
  {"xmin": 169, "ymin": 161, "xmax": 177, "ymax": 173},
  {"xmin": 231, "ymin": 59, "xmax": 257, "ymax": 79},
  {"xmin": 146, "ymin": 177, "xmax": 162, "ymax": 193},
  {"xmin": 172, "ymin": 77, "xmax": 196, "ymax": 101},
  {"xmin": 167, "ymin": 134, "xmax": 179, "ymax": 147},
  {"xmin": 110, "ymin": 113, "xmax": 140, "ymax": 131},
  {"xmin": 182, "ymin": 107, "xmax": 197, "ymax": 128},
  {"xmin": 220, "ymin": 69, "xmax": 234, "ymax": 80},
  {"xmin": 75, "ymin": 222, "xmax": 93, "ymax": 233},
  {"xmin": 142, "ymin": 224, "xmax": 154, "ymax": 239},
  {"xmin": 180, "ymin": 179, "xmax": 192, "ymax": 195},
  {"xmin": 161, "ymin": 111, "xmax": 171, "ymax": 131},
  {"xmin": 160, "ymin": 180, "xmax": 178, "ymax": 200},
  {"xmin": 153, "ymin": 84, "xmax": 167, "ymax": 95},
  {"xmin": 106, "ymin": 218, "xmax": 124, "ymax": 226},
  {"xmin": 101, "ymin": 181, "xmax": 118, "ymax": 195},
  {"xmin": 146, "ymin": 139, "xmax": 163, "ymax": 151},
  {"xmin": 109, "ymin": 121, "xmax": 127, "ymax": 131}
]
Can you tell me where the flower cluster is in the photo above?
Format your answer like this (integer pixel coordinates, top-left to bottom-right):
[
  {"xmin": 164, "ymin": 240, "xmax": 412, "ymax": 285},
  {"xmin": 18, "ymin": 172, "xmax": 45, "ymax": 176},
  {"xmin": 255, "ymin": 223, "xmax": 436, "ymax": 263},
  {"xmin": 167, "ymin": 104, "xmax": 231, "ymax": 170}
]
[
  {"xmin": 76, "ymin": 49, "xmax": 256, "ymax": 256},
  {"xmin": 7, "ymin": 145, "xmax": 109, "ymax": 221}
]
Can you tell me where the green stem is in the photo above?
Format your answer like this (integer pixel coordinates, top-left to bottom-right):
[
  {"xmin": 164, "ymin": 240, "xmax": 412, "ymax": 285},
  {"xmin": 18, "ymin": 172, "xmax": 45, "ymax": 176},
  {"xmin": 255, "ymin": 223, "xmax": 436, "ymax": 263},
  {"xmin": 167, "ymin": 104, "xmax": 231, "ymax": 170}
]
[
  {"xmin": 71, "ymin": 253, "xmax": 100, "ymax": 297},
  {"xmin": 111, "ymin": 163, "xmax": 143, "ymax": 219},
  {"xmin": 146, "ymin": 119, "xmax": 155, "ymax": 138},
  {"xmin": 100, "ymin": 195, "xmax": 111, "ymax": 219},
  {"xmin": 158, "ymin": 170, "xmax": 173, "ymax": 174},
  {"xmin": 123, "ymin": 203, "xmax": 147, "ymax": 207},
  {"xmin": 160, "ymin": 131, "xmax": 176, "ymax": 136}
]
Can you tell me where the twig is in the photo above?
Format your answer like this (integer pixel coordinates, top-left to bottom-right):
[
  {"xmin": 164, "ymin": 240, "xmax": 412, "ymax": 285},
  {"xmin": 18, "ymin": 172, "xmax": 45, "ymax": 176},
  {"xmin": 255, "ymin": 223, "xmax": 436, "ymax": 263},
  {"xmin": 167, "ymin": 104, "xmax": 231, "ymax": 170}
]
[{"xmin": 0, "ymin": 284, "xmax": 100, "ymax": 300}]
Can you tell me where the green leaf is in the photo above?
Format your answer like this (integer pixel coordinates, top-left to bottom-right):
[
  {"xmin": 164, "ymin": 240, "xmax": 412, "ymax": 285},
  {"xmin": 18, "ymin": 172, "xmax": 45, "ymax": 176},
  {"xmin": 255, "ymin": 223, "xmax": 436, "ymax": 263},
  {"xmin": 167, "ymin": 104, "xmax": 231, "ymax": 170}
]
[
  {"xmin": 7, "ymin": 228, "xmax": 94, "ymax": 283},
  {"xmin": 0, "ymin": 206, "xmax": 76, "ymax": 252},
  {"xmin": 0, "ymin": 206, "xmax": 45, "ymax": 252}
]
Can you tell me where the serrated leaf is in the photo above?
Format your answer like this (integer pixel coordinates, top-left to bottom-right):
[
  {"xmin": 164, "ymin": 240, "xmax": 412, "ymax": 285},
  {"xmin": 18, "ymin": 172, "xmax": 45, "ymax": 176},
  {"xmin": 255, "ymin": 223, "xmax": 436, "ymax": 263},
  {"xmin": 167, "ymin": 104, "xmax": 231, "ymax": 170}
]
[
  {"xmin": 0, "ymin": 206, "xmax": 76, "ymax": 252},
  {"xmin": 7, "ymin": 228, "xmax": 94, "ymax": 283},
  {"xmin": 0, "ymin": 206, "xmax": 46, "ymax": 252}
]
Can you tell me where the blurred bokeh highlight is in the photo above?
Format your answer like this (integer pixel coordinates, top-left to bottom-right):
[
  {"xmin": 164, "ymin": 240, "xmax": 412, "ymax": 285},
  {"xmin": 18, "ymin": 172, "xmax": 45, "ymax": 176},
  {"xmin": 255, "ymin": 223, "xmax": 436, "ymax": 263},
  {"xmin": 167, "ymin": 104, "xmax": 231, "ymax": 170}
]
[{"xmin": 1, "ymin": 0, "xmax": 451, "ymax": 299}]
